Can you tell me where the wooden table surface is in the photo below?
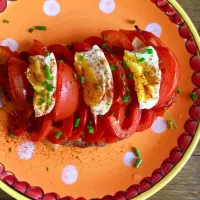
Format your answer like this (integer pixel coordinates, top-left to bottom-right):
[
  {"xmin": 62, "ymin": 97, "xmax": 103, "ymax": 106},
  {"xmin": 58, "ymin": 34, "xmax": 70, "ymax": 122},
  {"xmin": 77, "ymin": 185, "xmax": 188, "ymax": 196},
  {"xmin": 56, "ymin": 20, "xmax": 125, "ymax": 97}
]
[{"xmin": 0, "ymin": 0, "xmax": 200, "ymax": 199}]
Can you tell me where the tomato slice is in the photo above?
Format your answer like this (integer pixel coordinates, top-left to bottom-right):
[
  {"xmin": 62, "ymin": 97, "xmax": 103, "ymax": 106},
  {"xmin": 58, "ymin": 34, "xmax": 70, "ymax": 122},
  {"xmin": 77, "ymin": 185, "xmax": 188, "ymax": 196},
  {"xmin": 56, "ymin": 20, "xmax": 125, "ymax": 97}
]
[
  {"xmin": 0, "ymin": 46, "xmax": 14, "ymax": 66},
  {"xmin": 53, "ymin": 62, "xmax": 80, "ymax": 122},
  {"xmin": 154, "ymin": 47, "xmax": 179, "ymax": 108},
  {"xmin": 8, "ymin": 57, "xmax": 31, "ymax": 110},
  {"xmin": 84, "ymin": 36, "xmax": 103, "ymax": 47},
  {"xmin": 104, "ymin": 102, "xmax": 142, "ymax": 139},
  {"xmin": 48, "ymin": 44, "xmax": 74, "ymax": 66},
  {"xmin": 72, "ymin": 41, "xmax": 92, "ymax": 53},
  {"xmin": 29, "ymin": 39, "xmax": 45, "ymax": 56},
  {"xmin": 31, "ymin": 114, "xmax": 52, "ymax": 142},
  {"xmin": 68, "ymin": 103, "xmax": 89, "ymax": 141},
  {"xmin": 101, "ymin": 30, "xmax": 133, "ymax": 51},
  {"xmin": 137, "ymin": 110, "xmax": 156, "ymax": 132}
]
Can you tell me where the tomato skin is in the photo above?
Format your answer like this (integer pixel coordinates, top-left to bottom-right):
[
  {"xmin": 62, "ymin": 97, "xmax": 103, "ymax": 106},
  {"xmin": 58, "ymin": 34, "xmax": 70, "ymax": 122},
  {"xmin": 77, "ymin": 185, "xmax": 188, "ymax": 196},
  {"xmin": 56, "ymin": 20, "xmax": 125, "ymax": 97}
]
[
  {"xmin": 137, "ymin": 110, "xmax": 156, "ymax": 132},
  {"xmin": 0, "ymin": 46, "xmax": 14, "ymax": 66},
  {"xmin": 53, "ymin": 62, "xmax": 80, "ymax": 122},
  {"xmin": 8, "ymin": 57, "xmax": 31, "ymax": 110},
  {"xmin": 72, "ymin": 41, "xmax": 92, "ymax": 53},
  {"xmin": 154, "ymin": 47, "xmax": 179, "ymax": 108},
  {"xmin": 48, "ymin": 44, "xmax": 74, "ymax": 66},
  {"xmin": 29, "ymin": 39, "xmax": 45, "ymax": 56},
  {"xmin": 84, "ymin": 36, "xmax": 103, "ymax": 47},
  {"xmin": 101, "ymin": 30, "xmax": 133, "ymax": 51}
]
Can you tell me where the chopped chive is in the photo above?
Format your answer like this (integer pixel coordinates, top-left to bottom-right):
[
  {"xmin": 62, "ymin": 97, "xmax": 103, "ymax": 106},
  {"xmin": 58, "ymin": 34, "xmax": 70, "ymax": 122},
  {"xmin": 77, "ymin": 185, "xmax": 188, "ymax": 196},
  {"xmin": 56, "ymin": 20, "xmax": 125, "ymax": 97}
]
[
  {"xmin": 126, "ymin": 87, "xmax": 130, "ymax": 93},
  {"xmin": 122, "ymin": 73, "xmax": 125, "ymax": 80},
  {"xmin": 135, "ymin": 158, "xmax": 143, "ymax": 168},
  {"xmin": 147, "ymin": 49, "xmax": 153, "ymax": 54},
  {"xmin": 79, "ymin": 55, "xmax": 84, "ymax": 60},
  {"xmin": 133, "ymin": 147, "xmax": 141, "ymax": 157},
  {"xmin": 3, "ymin": 19, "xmax": 10, "ymax": 24},
  {"xmin": 47, "ymin": 96, "xmax": 51, "ymax": 106},
  {"xmin": 26, "ymin": 97, "xmax": 33, "ymax": 104},
  {"xmin": 35, "ymin": 26, "xmax": 47, "ymax": 30},
  {"xmin": 60, "ymin": 60, "xmax": 65, "ymax": 63},
  {"xmin": 130, "ymin": 20, "xmax": 136, "ymax": 24},
  {"xmin": 164, "ymin": 108, "xmax": 178, "ymax": 130},
  {"xmin": 123, "ymin": 95, "xmax": 130, "ymax": 102},
  {"xmin": 55, "ymin": 131, "xmax": 62, "ymax": 139},
  {"xmin": 128, "ymin": 72, "xmax": 134, "ymax": 80},
  {"xmin": 40, "ymin": 99, "xmax": 46, "ymax": 105},
  {"xmin": 102, "ymin": 43, "xmax": 109, "ymax": 52},
  {"xmin": 37, "ymin": 92, "xmax": 44, "ymax": 97},
  {"xmin": 176, "ymin": 86, "xmax": 183, "ymax": 94},
  {"xmin": 9, "ymin": 147, "xmax": 12, "ymax": 152},
  {"xmin": 189, "ymin": 92, "xmax": 197, "ymax": 101},
  {"xmin": 74, "ymin": 118, "xmax": 80, "ymax": 128},
  {"xmin": 121, "ymin": 61, "xmax": 128, "ymax": 68},
  {"xmin": 167, "ymin": 120, "xmax": 173, "ymax": 130},
  {"xmin": 46, "ymin": 51, "xmax": 50, "ymax": 56},
  {"xmin": 28, "ymin": 28, "xmax": 34, "ymax": 33},
  {"xmin": 87, "ymin": 125, "xmax": 94, "ymax": 134},
  {"xmin": 45, "ymin": 65, "xmax": 52, "ymax": 80},
  {"xmin": 138, "ymin": 57, "xmax": 145, "ymax": 63},
  {"xmin": 10, "ymin": 133, "xmax": 17, "ymax": 139},
  {"xmin": 73, "ymin": 73, "xmax": 78, "ymax": 79},
  {"xmin": 94, "ymin": 82, "xmax": 103, "ymax": 89},
  {"xmin": 110, "ymin": 65, "xmax": 116, "ymax": 70},
  {"xmin": 80, "ymin": 76, "xmax": 84, "ymax": 84},
  {"xmin": 42, "ymin": 81, "xmax": 55, "ymax": 92}
]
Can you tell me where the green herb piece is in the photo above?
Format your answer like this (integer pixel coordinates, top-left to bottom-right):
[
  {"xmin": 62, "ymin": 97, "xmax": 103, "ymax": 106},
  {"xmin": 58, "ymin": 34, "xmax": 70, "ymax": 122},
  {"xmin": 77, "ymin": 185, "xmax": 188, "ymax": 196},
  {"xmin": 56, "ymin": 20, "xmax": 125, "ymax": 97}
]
[
  {"xmin": 87, "ymin": 125, "xmax": 94, "ymax": 134},
  {"xmin": 121, "ymin": 61, "xmax": 128, "ymax": 68},
  {"xmin": 74, "ymin": 118, "xmax": 81, "ymax": 128},
  {"xmin": 10, "ymin": 133, "xmax": 17, "ymax": 139},
  {"xmin": 147, "ymin": 49, "xmax": 153, "ymax": 54},
  {"xmin": 60, "ymin": 60, "xmax": 65, "ymax": 63},
  {"xmin": 128, "ymin": 72, "xmax": 134, "ymax": 80},
  {"xmin": 46, "ymin": 51, "xmax": 50, "ymax": 56},
  {"xmin": 164, "ymin": 108, "xmax": 178, "ymax": 130},
  {"xmin": 130, "ymin": 20, "xmax": 136, "ymax": 24},
  {"xmin": 28, "ymin": 28, "xmax": 34, "ymax": 33},
  {"xmin": 167, "ymin": 120, "xmax": 173, "ymax": 130},
  {"xmin": 27, "ymin": 97, "xmax": 33, "ymax": 104},
  {"xmin": 176, "ymin": 86, "xmax": 183, "ymax": 94},
  {"xmin": 133, "ymin": 147, "xmax": 141, "ymax": 157},
  {"xmin": 9, "ymin": 147, "xmax": 12, "ymax": 152},
  {"xmin": 123, "ymin": 95, "xmax": 130, "ymax": 102},
  {"xmin": 40, "ymin": 99, "xmax": 46, "ymax": 105},
  {"xmin": 66, "ymin": 44, "xmax": 72, "ymax": 49},
  {"xmin": 102, "ymin": 43, "xmax": 109, "ymax": 52},
  {"xmin": 126, "ymin": 87, "xmax": 130, "ymax": 93},
  {"xmin": 45, "ymin": 65, "xmax": 52, "ymax": 80},
  {"xmin": 3, "ymin": 19, "xmax": 10, "ymax": 24},
  {"xmin": 110, "ymin": 65, "xmax": 116, "ymax": 70},
  {"xmin": 94, "ymin": 82, "xmax": 103, "ymax": 89},
  {"xmin": 37, "ymin": 92, "xmax": 44, "ymax": 97},
  {"xmin": 55, "ymin": 131, "xmax": 62, "ymax": 139},
  {"xmin": 189, "ymin": 92, "xmax": 197, "ymax": 101},
  {"xmin": 138, "ymin": 57, "xmax": 145, "ymax": 63},
  {"xmin": 122, "ymin": 73, "xmax": 125, "ymax": 80},
  {"xmin": 42, "ymin": 81, "xmax": 55, "ymax": 92},
  {"xmin": 80, "ymin": 76, "xmax": 84, "ymax": 84},
  {"xmin": 73, "ymin": 73, "xmax": 78, "ymax": 79},
  {"xmin": 79, "ymin": 55, "xmax": 85, "ymax": 60},
  {"xmin": 135, "ymin": 158, "xmax": 143, "ymax": 168},
  {"xmin": 35, "ymin": 26, "xmax": 47, "ymax": 30}
]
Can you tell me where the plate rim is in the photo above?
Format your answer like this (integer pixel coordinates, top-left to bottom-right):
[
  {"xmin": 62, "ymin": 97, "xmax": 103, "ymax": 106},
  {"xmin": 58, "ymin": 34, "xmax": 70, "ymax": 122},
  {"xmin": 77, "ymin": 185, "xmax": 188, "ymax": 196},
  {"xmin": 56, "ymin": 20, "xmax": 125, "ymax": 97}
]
[{"xmin": 0, "ymin": 0, "xmax": 200, "ymax": 199}]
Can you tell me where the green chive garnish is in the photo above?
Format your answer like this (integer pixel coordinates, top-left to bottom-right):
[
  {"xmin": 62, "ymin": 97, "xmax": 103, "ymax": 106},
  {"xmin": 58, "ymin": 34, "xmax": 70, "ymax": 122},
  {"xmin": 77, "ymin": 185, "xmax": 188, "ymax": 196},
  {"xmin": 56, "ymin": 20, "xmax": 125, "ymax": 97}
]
[
  {"xmin": 42, "ymin": 81, "xmax": 55, "ymax": 92},
  {"xmin": 37, "ymin": 92, "xmax": 44, "ymax": 97},
  {"xmin": 110, "ymin": 65, "xmax": 116, "ymax": 70},
  {"xmin": 10, "ymin": 133, "xmax": 17, "ymax": 139},
  {"xmin": 102, "ymin": 43, "xmax": 109, "ymax": 52},
  {"xmin": 74, "ymin": 118, "xmax": 80, "ymax": 128},
  {"xmin": 138, "ymin": 57, "xmax": 145, "ymax": 62},
  {"xmin": 164, "ymin": 108, "xmax": 178, "ymax": 130},
  {"xmin": 79, "ymin": 55, "xmax": 85, "ymax": 60},
  {"xmin": 28, "ymin": 28, "xmax": 34, "ymax": 33},
  {"xmin": 147, "ymin": 49, "xmax": 153, "ymax": 54},
  {"xmin": 45, "ymin": 65, "xmax": 52, "ymax": 80},
  {"xmin": 130, "ymin": 20, "xmax": 136, "ymax": 24},
  {"xmin": 126, "ymin": 87, "xmax": 130, "ymax": 93},
  {"xmin": 3, "ymin": 19, "xmax": 10, "ymax": 24},
  {"xmin": 9, "ymin": 147, "xmax": 12, "ymax": 152},
  {"xmin": 122, "ymin": 73, "xmax": 125, "ymax": 80},
  {"xmin": 121, "ymin": 61, "xmax": 128, "ymax": 68},
  {"xmin": 128, "ymin": 73, "xmax": 134, "ymax": 80},
  {"xmin": 123, "ymin": 95, "xmax": 130, "ymax": 102},
  {"xmin": 35, "ymin": 26, "xmax": 47, "ymax": 30},
  {"xmin": 94, "ymin": 82, "xmax": 103, "ymax": 89},
  {"xmin": 80, "ymin": 76, "xmax": 84, "ymax": 84},
  {"xmin": 189, "ymin": 92, "xmax": 197, "ymax": 101},
  {"xmin": 133, "ymin": 147, "xmax": 141, "ymax": 157},
  {"xmin": 60, "ymin": 60, "xmax": 65, "ymax": 63},
  {"xmin": 176, "ymin": 86, "xmax": 183, "ymax": 94},
  {"xmin": 55, "ymin": 131, "xmax": 62, "ymax": 139},
  {"xmin": 40, "ymin": 99, "xmax": 46, "ymax": 105},
  {"xmin": 167, "ymin": 120, "xmax": 173, "ymax": 130},
  {"xmin": 135, "ymin": 158, "xmax": 143, "ymax": 168},
  {"xmin": 87, "ymin": 125, "xmax": 94, "ymax": 134}
]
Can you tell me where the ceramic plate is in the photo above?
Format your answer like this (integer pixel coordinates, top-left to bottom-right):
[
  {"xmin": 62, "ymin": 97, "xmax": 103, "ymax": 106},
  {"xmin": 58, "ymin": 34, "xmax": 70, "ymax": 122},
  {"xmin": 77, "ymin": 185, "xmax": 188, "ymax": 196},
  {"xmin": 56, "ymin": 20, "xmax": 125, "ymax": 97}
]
[{"xmin": 0, "ymin": 0, "xmax": 200, "ymax": 199}]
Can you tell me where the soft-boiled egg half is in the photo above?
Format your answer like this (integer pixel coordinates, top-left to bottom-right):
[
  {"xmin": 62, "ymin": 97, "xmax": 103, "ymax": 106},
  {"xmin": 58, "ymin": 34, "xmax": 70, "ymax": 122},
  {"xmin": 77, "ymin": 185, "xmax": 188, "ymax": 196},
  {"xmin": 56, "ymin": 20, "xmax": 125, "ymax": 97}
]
[
  {"xmin": 27, "ymin": 53, "xmax": 57, "ymax": 117},
  {"xmin": 124, "ymin": 46, "xmax": 161, "ymax": 109},
  {"xmin": 74, "ymin": 45, "xmax": 113, "ymax": 115}
]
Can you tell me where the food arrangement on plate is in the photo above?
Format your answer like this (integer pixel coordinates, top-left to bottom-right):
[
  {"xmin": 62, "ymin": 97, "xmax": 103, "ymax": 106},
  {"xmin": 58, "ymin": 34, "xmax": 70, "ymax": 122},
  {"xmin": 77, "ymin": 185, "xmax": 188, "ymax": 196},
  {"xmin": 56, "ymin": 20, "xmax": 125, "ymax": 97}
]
[{"xmin": 0, "ymin": 26, "xmax": 180, "ymax": 148}]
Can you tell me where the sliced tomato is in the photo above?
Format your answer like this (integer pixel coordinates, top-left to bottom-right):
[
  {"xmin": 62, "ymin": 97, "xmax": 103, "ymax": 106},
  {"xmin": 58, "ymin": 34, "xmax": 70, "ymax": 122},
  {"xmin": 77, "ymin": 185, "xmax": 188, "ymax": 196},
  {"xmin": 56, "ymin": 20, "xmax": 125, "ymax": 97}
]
[
  {"xmin": 72, "ymin": 41, "xmax": 92, "ymax": 53},
  {"xmin": 68, "ymin": 103, "xmax": 89, "ymax": 141},
  {"xmin": 48, "ymin": 44, "xmax": 74, "ymax": 66},
  {"xmin": 53, "ymin": 62, "xmax": 80, "ymax": 122},
  {"xmin": 8, "ymin": 57, "xmax": 31, "ymax": 110},
  {"xmin": 137, "ymin": 110, "xmax": 156, "ymax": 132},
  {"xmin": 154, "ymin": 47, "xmax": 179, "ymax": 108},
  {"xmin": 104, "ymin": 102, "xmax": 142, "ymax": 139},
  {"xmin": 31, "ymin": 114, "xmax": 52, "ymax": 142},
  {"xmin": 101, "ymin": 30, "xmax": 133, "ymax": 51},
  {"xmin": 84, "ymin": 36, "xmax": 103, "ymax": 47},
  {"xmin": 0, "ymin": 46, "xmax": 14, "ymax": 66},
  {"xmin": 29, "ymin": 39, "xmax": 45, "ymax": 56}
]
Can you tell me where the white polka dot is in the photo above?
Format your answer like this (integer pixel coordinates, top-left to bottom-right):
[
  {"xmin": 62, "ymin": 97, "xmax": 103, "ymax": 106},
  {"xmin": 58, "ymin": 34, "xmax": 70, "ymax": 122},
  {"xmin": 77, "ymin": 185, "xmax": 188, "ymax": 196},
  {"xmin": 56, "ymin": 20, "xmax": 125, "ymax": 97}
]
[
  {"xmin": 0, "ymin": 38, "xmax": 18, "ymax": 52},
  {"xmin": 99, "ymin": 0, "xmax": 115, "ymax": 14},
  {"xmin": 123, "ymin": 152, "xmax": 137, "ymax": 167},
  {"xmin": 62, "ymin": 165, "xmax": 78, "ymax": 185},
  {"xmin": 145, "ymin": 23, "xmax": 162, "ymax": 38},
  {"xmin": 151, "ymin": 117, "xmax": 167, "ymax": 134},
  {"xmin": 17, "ymin": 142, "xmax": 35, "ymax": 160},
  {"xmin": 43, "ymin": 0, "xmax": 60, "ymax": 16}
]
